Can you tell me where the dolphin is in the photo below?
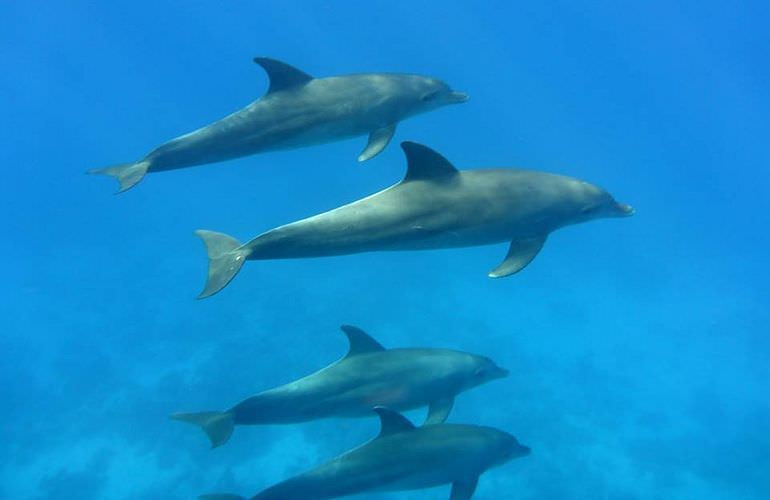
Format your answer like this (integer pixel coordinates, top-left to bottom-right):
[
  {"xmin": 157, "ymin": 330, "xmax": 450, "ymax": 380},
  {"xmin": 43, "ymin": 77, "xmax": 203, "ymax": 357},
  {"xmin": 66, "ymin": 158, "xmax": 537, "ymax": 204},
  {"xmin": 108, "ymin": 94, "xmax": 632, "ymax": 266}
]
[
  {"xmin": 171, "ymin": 325, "xmax": 508, "ymax": 448},
  {"xmin": 194, "ymin": 141, "xmax": 634, "ymax": 298},
  {"xmin": 199, "ymin": 407, "xmax": 530, "ymax": 500},
  {"xmin": 88, "ymin": 57, "xmax": 468, "ymax": 192}
]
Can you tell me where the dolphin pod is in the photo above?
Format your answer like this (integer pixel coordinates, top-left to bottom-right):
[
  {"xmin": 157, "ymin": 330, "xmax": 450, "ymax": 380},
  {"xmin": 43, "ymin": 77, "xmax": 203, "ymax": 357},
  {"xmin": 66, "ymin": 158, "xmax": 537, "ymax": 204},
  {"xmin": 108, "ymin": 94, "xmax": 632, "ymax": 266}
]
[
  {"xmin": 90, "ymin": 55, "xmax": 636, "ymax": 498},
  {"xmin": 195, "ymin": 141, "xmax": 633, "ymax": 298},
  {"xmin": 171, "ymin": 325, "xmax": 508, "ymax": 448},
  {"xmin": 88, "ymin": 57, "xmax": 467, "ymax": 192},
  {"xmin": 200, "ymin": 407, "xmax": 530, "ymax": 500}
]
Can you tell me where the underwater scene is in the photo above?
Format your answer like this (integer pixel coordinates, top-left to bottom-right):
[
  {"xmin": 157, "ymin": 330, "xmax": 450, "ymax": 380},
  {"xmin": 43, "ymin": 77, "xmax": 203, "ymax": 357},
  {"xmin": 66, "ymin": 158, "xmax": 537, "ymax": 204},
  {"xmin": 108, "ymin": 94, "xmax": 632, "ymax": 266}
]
[{"xmin": 2, "ymin": 1, "xmax": 769, "ymax": 498}]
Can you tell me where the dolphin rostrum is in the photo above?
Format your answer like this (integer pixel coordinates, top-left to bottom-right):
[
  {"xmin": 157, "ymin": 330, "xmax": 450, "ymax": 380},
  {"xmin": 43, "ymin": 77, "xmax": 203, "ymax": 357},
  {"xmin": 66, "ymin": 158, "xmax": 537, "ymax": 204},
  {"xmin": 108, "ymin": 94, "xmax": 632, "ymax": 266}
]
[
  {"xmin": 88, "ymin": 57, "xmax": 468, "ymax": 192},
  {"xmin": 171, "ymin": 325, "xmax": 508, "ymax": 448},
  {"xmin": 195, "ymin": 141, "xmax": 634, "ymax": 298},
  {"xmin": 199, "ymin": 407, "xmax": 530, "ymax": 500}
]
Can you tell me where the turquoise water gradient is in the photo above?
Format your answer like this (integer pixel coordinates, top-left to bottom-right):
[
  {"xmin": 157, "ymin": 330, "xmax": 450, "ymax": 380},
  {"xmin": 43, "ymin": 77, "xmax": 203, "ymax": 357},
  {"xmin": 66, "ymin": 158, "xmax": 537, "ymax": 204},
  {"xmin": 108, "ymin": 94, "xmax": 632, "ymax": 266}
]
[{"xmin": 2, "ymin": 1, "xmax": 768, "ymax": 498}]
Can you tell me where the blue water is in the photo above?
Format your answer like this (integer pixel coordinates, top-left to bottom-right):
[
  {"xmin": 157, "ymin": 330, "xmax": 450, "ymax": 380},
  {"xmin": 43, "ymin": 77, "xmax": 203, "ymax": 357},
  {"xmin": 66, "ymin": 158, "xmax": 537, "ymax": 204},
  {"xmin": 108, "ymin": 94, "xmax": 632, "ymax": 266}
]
[{"xmin": 3, "ymin": 1, "xmax": 769, "ymax": 498}]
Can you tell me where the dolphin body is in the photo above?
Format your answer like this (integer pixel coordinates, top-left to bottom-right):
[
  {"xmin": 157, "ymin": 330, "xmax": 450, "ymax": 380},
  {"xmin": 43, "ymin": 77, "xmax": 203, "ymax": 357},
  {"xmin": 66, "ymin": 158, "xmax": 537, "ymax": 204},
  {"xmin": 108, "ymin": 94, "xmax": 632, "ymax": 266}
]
[
  {"xmin": 195, "ymin": 141, "xmax": 634, "ymax": 298},
  {"xmin": 171, "ymin": 325, "xmax": 507, "ymax": 448},
  {"xmin": 88, "ymin": 57, "xmax": 468, "ymax": 192},
  {"xmin": 200, "ymin": 407, "xmax": 530, "ymax": 500}
]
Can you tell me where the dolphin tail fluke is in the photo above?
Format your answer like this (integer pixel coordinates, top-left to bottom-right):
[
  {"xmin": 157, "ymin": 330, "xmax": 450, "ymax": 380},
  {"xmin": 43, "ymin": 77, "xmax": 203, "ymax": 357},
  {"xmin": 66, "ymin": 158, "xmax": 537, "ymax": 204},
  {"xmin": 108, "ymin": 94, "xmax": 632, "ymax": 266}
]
[
  {"xmin": 170, "ymin": 411, "xmax": 235, "ymax": 448},
  {"xmin": 87, "ymin": 160, "xmax": 150, "ymax": 193},
  {"xmin": 199, "ymin": 495, "xmax": 246, "ymax": 500},
  {"xmin": 195, "ymin": 230, "xmax": 250, "ymax": 299}
]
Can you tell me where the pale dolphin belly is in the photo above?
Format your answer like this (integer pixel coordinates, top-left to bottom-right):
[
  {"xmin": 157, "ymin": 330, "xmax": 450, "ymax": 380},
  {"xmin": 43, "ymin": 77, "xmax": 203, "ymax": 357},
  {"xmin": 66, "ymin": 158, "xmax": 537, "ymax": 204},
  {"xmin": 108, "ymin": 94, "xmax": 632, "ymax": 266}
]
[
  {"xmin": 230, "ymin": 351, "xmax": 460, "ymax": 424},
  {"xmin": 145, "ymin": 77, "xmax": 404, "ymax": 172},
  {"xmin": 245, "ymin": 220, "xmax": 517, "ymax": 260},
  {"xmin": 144, "ymin": 103, "xmax": 375, "ymax": 171},
  {"xmin": 253, "ymin": 429, "xmax": 475, "ymax": 499},
  {"xmin": 245, "ymin": 174, "xmax": 550, "ymax": 260}
]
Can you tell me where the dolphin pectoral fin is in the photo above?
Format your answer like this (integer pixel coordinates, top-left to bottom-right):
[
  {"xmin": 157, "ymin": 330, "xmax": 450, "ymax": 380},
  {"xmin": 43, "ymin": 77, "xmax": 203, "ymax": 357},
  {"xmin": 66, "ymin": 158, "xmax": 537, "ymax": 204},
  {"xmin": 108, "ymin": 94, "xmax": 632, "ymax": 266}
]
[
  {"xmin": 195, "ymin": 230, "xmax": 250, "ymax": 299},
  {"xmin": 253, "ymin": 57, "xmax": 313, "ymax": 94},
  {"xmin": 358, "ymin": 124, "xmax": 396, "ymax": 162},
  {"xmin": 87, "ymin": 160, "xmax": 150, "ymax": 193},
  {"xmin": 450, "ymin": 477, "xmax": 479, "ymax": 500},
  {"xmin": 425, "ymin": 397, "xmax": 454, "ymax": 425},
  {"xmin": 488, "ymin": 235, "xmax": 547, "ymax": 278},
  {"xmin": 199, "ymin": 494, "xmax": 246, "ymax": 500},
  {"xmin": 170, "ymin": 411, "xmax": 235, "ymax": 448}
]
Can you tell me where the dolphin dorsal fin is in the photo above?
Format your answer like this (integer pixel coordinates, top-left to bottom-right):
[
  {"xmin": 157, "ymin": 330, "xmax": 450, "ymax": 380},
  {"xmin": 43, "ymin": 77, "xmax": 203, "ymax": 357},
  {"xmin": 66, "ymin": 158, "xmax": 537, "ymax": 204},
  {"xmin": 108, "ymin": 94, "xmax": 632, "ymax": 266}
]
[
  {"xmin": 340, "ymin": 325, "xmax": 386, "ymax": 358},
  {"xmin": 400, "ymin": 142, "xmax": 459, "ymax": 182},
  {"xmin": 253, "ymin": 57, "xmax": 313, "ymax": 94},
  {"xmin": 374, "ymin": 407, "xmax": 416, "ymax": 437}
]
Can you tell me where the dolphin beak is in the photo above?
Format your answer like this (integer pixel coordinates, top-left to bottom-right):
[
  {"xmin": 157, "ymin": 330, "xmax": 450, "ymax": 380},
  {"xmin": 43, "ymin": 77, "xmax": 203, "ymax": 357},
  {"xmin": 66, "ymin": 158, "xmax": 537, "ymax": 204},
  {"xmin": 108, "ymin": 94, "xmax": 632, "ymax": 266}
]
[
  {"xmin": 449, "ymin": 91, "xmax": 469, "ymax": 103},
  {"xmin": 493, "ymin": 366, "xmax": 510, "ymax": 379},
  {"xmin": 520, "ymin": 445, "xmax": 531, "ymax": 456},
  {"xmin": 615, "ymin": 202, "xmax": 635, "ymax": 216}
]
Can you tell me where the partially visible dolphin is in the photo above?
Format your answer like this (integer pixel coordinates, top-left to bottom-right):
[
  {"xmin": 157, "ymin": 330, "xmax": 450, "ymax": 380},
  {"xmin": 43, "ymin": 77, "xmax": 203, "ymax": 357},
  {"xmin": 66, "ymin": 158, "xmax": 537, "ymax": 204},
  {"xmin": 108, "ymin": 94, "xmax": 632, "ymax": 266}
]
[
  {"xmin": 195, "ymin": 141, "xmax": 634, "ymax": 298},
  {"xmin": 200, "ymin": 407, "xmax": 530, "ymax": 500},
  {"xmin": 88, "ymin": 57, "xmax": 468, "ymax": 192},
  {"xmin": 171, "ymin": 325, "xmax": 507, "ymax": 448}
]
